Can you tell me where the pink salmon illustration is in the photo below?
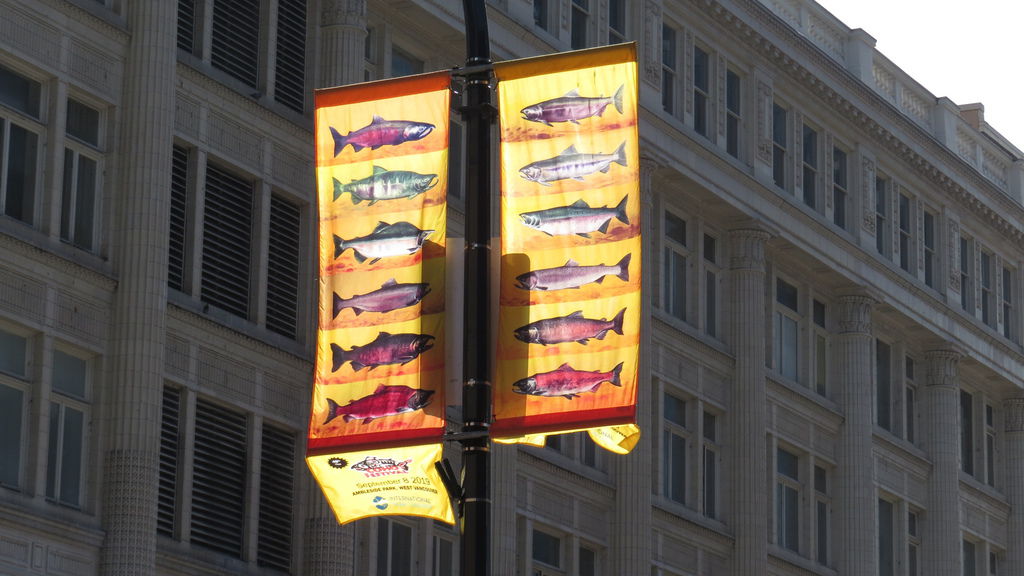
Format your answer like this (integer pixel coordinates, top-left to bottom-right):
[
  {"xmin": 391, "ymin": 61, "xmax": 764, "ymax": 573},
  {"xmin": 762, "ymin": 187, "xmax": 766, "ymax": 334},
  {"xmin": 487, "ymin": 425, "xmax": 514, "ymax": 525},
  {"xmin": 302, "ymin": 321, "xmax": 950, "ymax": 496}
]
[
  {"xmin": 324, "ymin": 385, "xmax": 434, "ymax": 424},
  {"xmin": 512, "ymin": 362, "xmax": 624, "ymax": 399},
  {"xmin": 514, "ymin": 308, "xmax": 626, "ymax": 345},
  {"xmin": 330, "ymin": 332, "xmax": 435, "ymax": 372},
  {"xmin": 333, "ymin": 279, "xmax": 430, "ymax": 318},
  {"xmin": 515, "ymin": 254, "xmax": 630, "ymax": 291},
  {"xmin": 520, "ymin": 85, "xmax": 624, "ymax": 126},
  {"xmin": 329, "ymin": 115, "xmax": 434, "ymax": 155},
  {"xmin": 519, "ymin": 196, "xmax": 629, "ymax": 238}
]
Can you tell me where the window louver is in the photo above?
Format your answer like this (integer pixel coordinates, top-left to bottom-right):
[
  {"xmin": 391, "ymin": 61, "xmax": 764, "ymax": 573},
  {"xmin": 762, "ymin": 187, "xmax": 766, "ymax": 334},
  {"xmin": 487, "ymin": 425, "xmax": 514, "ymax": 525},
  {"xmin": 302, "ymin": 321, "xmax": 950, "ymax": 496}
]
[
  {"xmin": 266, "ymin": 194, "xmax": 300, "ymax": 338},
  {"xmin": 211, "ymin": 0, "xmax": 261, "ymax": 88},
  {"xmin": 191, "ymin": 399, "xmax": 247, "ymax": 558},
  {"xmin": 274, "ymin": 0, "xmax": 306, "ymax": 113},
  {"xmin": 200, "ymin": 164, "xmax": 253, "ymax": 319},
  {"xmin": 177, "ymin": 0, "xmax": 196, "ymax": 54},
  {"xmin": 169, "ymin": 146, "xmax": 189, "ymax": 292},
  {"xmin": 257, "ymin": 424, "xmax": 295, "ymax": 571},
  {"xmin": 158, "ymin": 386, "xmax": 181, "ymax": 537}
]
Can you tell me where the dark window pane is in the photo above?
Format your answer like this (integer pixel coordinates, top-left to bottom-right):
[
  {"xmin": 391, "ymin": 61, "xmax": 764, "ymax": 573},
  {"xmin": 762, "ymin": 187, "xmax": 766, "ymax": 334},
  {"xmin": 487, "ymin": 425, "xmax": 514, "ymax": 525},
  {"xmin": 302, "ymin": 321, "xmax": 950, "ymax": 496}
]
[
  {"xmin": 53, "ymin": 350, "xmax": 87, "ymax": 399},
  {"xmin": 58, "ymin": 407, "xmax": 84, "ymax": 505},
  {"xmin": 390, "ymin": 47, "xmax": 423, "ymax": 78},
  {"xmin": 4, "ymin": 124, "xmax": 39, "ymax": 224},
  {"xmin": 879, "ymin": 499, "xmax": 894, "ymax": 576},
  {"xmin": 876, "ymin": 340, "xmax": 892, "ymax": 430},
  {"xmin": 191, "ymin": 399, "xmax": 247, "ymax": 557},
  {"xmin": 0, "ymin": 65, "xmax": 41, "ymax": 117},
  {"xmin": 257, "ymin": 424, "xmax": 295, "ymax": 570},
  {"xmin": 0, "ymin": 385, "xmax": 23, "ymax": 487},
  {"xmin": 201, "ymin": 165, "xmax": 254, "ymax": 319},
  {"xmin": 776, "ymin": 278, "xmax": 798, "ymax": 311},
  {"xmin": 211, "ymin": 0, "xmax": 261, "ymax": 87},
  {"xmin": 66, "ymin": 99, "xmax": 100, "ymax": 146},
  {"xmin": 663, "ymin": 394, "xmax": 685, "ymax": 427},
  {"xmin": 0, "ymin": 328, "xmax": 27, "ymax": 377},
  {"xmin": 532, "ymin": 529, "xmax": 561, "ymax": 567},
  {"xmin": 267, "ymin": 194, "xmax": 301, "ymax": 338},
  {"xmin": 168, "ymin": 146, "xmax": 190, "ymax": 291},
  {"xmin": 275, "ymin": 0, "xmax": 307, "ymax": 113},
  {"xmin": 177, "ymin": 0, "xmax": 196, "ymax": 53},
  {"xmin": 158, "ymin": 386, "xmax": 180, "ymax": 536},
  {"xmin": 777, "ymin": 448, "xmax": 798, "ymax": 479}
]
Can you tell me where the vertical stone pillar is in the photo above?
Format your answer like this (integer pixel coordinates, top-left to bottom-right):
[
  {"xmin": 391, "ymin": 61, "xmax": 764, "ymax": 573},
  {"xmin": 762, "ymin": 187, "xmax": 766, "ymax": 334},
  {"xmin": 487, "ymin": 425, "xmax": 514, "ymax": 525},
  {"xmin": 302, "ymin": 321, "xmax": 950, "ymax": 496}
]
[
  {"xmin": 1003, "ymin": 398, "xmax": 1024, "ymax": 575},
  {"xmin": 832, "ymin": 290, "xmax": 878, "ymax": 576},
  {"xmin": 921, "ymin": 346, "xmax": 964, "ymax": 576},
  {"xmin": 491, "ymin": 442, "xmax": 517, "ymax": 574},
  {"xmin": 302, "ymin": 475, "xmax": 354, "ymax": 576},
  {"xmin": 728, "ymin": 225, "xmax": 771, "ymax": 576},
  {"xmin": 319, "ymin": 0, "xmax": 368, "ymax": 87},
  {"xmin": 99, "ymin": 1, "xmax": 177, "ymax": 574},
  {"xmin": 611, "ymin": 158, "xmax": 658, "ymax": 574}
]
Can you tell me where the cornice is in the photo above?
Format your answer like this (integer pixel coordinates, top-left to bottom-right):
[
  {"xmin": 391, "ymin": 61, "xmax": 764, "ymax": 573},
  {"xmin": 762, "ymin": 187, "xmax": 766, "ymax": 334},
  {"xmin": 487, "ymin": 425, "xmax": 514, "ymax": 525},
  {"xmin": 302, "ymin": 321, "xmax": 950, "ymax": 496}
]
[
  {"xmin": 696, "ymin": 0, "xmax": 1024, "ymax": 247},
  {"xmin": 51, "ymin": 0, "xmax": 129, "ymax": 41},
  {"xmin": 0, "ymin": 229, "xmax": 117, "ymax": 291}
]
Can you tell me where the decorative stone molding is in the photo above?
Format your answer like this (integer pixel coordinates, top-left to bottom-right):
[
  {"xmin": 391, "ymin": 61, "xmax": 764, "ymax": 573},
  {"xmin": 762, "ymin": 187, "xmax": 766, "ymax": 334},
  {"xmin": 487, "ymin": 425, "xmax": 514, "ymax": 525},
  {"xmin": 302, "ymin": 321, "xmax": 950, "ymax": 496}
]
[
  {"xmin": 683, "ymin": 29, "xmax": 694, "ymax": 115},
  {"xmin": 756, "ymin": 80, "xmax": 772, "ymax": 163},
  {"xmin": 861, "ymin": 156, "xmax": 876, "ymax": 232},
  {"xmin": 924, "ymin": 346, "xmax": 962, "ymax": 388},
  {"xmin": 320, "ymin": 0, "xmax": 367, "ymax": 27},
  {"xmin": 824, "ymin": 132, "xmax": 834, "ymax": 210},
  {"xmin": 835, "ymin": 292, "xmax": 876, "ymax": 334},
  {"xmin": 642, "ymin": 1, "xmax": 663, "ymax": 87},
  {"xmin": 728, "ymin": 228, "xmax": 771, "ymax": 271},
  {"xmin": 949, "ymin": 220, "xmax": 961, "ymax": 292},
  {"xmin": 1004, "ymin": 398, "xmax": 1024, "ymax": 433}
]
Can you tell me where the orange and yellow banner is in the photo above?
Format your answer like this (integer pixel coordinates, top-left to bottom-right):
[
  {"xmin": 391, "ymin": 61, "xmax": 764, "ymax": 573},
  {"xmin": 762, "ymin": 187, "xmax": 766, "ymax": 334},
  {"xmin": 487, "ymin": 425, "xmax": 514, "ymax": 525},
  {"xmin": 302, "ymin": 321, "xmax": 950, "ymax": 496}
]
[
  {"xmin": 309, "ymin": 72, "xmax": 451, "ymax": 523},
  {"xmin": 492, "ymin": 44, "xmax": 641, "ymax": 440}
]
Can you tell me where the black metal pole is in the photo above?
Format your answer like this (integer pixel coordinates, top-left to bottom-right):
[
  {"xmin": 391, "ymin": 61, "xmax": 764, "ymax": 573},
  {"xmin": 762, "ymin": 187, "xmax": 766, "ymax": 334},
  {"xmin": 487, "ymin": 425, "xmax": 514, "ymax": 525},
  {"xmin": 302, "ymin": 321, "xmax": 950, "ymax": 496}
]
[{"xmin": 460, "ymin": 2, "xmax": 493, "ymax": 576}]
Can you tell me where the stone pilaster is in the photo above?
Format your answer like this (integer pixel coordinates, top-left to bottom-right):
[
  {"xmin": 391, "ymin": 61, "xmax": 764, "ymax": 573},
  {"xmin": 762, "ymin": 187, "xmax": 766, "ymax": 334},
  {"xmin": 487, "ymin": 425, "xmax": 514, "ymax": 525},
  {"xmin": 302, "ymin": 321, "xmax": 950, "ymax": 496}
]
[
  {"xmin": 491, "ymin": 442, "xmax": 517, "ymax": 574},
  {"xmin": 832, "ymin": 291, "xmax": 878, "ymax": 576},
  {"xmin": 612, "ymin": 157, "xmax": 657, "ymax": 574},
  {"xmin": 921, "ymin": 346, "xmax": 963, "ymax": 576},
  {"xmin": 728, "ymin": 226, "xmax": 771, "ymax": 576},
  {"xmin": 1003, "ymin": 398, "xmax": 1024, "ymax": 575},
  {"xmin": 99, "ymin": 1, "xmax": 177, "ymax": 574},
  {"xmin": 319, "ymin": 0, "xmax": 367, "ymax": 87},
  {"xmin": 303, "ymin": 474, "xmax": 354, "ymax": 576}
]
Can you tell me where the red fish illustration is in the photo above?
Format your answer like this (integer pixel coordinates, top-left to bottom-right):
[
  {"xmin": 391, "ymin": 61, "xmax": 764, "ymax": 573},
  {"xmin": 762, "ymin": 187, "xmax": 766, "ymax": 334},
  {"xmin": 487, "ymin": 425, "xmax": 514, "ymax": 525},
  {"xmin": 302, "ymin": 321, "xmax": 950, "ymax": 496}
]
[
  {"xmin": 324, "ymin": 385, "xmax": 435, "ymax": 424},
  {"xmin": 512, "ymin": 362, "xmax": 624, "ymax": 399},
  {"xmin": 333, "ymin": 279, "xmax": 430, "ymax": 318},
  {"xmin": 329, "ymin": 115, "xmax": 434, "ymax": 155},
  {"xmin": 330, "ymin": 332, "xmax": 434, "ymax": 372},
  {"xmin": 514, "ymin": 308, "xmax": 626, "ymax": 345},
  {"xmin": 515, "ymin": 254, "xmax": 630, "ymax": 291}
]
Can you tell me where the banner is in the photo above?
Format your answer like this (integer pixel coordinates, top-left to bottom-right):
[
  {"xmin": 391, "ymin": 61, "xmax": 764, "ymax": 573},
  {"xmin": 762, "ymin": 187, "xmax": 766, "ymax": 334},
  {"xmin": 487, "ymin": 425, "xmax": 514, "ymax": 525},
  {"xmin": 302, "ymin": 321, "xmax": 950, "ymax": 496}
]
[
  {"xmin": 492, "ymin": 44, "xmax": 641, "ymax": 439},
  {"xmin": 309, "ymin": 72, "xmax": 451, "ymax": 523}
]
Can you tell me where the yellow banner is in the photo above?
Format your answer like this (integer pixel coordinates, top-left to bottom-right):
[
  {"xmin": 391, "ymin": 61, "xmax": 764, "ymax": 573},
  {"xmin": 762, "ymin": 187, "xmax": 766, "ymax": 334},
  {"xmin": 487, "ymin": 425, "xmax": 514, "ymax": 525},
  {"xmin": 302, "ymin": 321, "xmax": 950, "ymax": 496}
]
[
  {"xmin": 493, "ymin": 44, "xmax": 641, "ymax": 440},
  {"xmin": 307, "ymin": 443, "xmax": 454, "ymax": 524}
]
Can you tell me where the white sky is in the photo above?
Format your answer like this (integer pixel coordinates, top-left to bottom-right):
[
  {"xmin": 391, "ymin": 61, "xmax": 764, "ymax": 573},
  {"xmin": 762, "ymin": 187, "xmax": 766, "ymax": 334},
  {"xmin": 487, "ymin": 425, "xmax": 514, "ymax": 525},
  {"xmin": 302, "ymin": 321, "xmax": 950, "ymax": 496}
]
[{"xmin": 815, "ymin": 0, "xmax": 1024, "ymax": 151}]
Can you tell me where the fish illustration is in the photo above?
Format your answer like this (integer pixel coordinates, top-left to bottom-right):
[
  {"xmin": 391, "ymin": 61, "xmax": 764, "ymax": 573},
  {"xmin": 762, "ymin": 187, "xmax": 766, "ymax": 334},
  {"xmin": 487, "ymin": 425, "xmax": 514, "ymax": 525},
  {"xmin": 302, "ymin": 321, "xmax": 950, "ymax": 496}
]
[
  {"xmin": 333, "ymin": 167, "xmax": 438, "ymax": 204},
  {"xmin": 334, "ymin": 221, "xmax": 433, "ymax": 264},
  {"xmin": 519, "ymin": 196, "xmax": 629, "ymax": 238},
  {"xmin": 514, "ymin": 308, "xmax": 626, "ymax": 345},
  {"xmin": 520, "ymin": 85, "xmax": 624, "ymax": 126},
  {"xmin": 329, "ymin": 115, "xmax": 434, "ymax": 155},
  {"xmin": 512, "ymin": 362, "xmax": 624, "ymax": 399},
  {"xmin": 324, "ymin": 385, "xmax": 434, "ymax": 424},
  {"xmin": 330, "ymin": 332, "xmax": 435, "ymax": 372},
  {"xmin": 519, "ymin": 142, "xmax": 628, "ymax": 186},
  {"xmin": 333, "ymin": 279, "xmax": 430, "ymax": 318},
  {"xmin": 515, "ymin": 254, "xmax": 631, "ymax": 291}
]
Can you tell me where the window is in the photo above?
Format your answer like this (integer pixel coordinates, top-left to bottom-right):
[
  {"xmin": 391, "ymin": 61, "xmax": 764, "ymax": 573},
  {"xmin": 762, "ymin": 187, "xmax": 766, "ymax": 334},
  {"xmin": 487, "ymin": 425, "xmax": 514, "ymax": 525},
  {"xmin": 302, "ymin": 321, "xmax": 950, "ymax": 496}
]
[
  {"xmin": 802, "ymin": 124, "xmax": 818, "ymax": 210},
  {"xmin": 814, "ymin": 465, "xmax": 830, "ymax": 566},
  {"xmin": 964, "ymin": 539, "xmax": 977, "ymax": 576},
  {"xmin": 191, "ymin": 399, "xmax": 247, "ymax": 556},
  {"xmin": 168, "ymin": 145, "xmax": 191, "ymax": 292},
  {"xmin": 772, "ymin": 103, "xmax": 788, "ymax": 190},
  {"xmin": 183, "ymin": 0, "xmax": 308, "ymax": 113},
  {"xmin": 878, "ymin": 498, "xmax": 894, "ymax": 576},
  {"xmin": 961, "ymin": 390, "xmax": 974, "ymax": 475},
  {"xmin": 813, "ymin": 299, "xmax": 827, "ymax": 396},
  {"xmin": 898, "ymin": 192, "xmax": 913, "ymax": 272},
  {"xmin": 61, "ymin": 98, "xmax": 102, "ymax": 251},
  {"xmin": 158, "ymin": 386, "xmax": 181, "ymax": 537},
  {"xmin": 257, "ymin": 424, "xmax": 295, "ymax": 571},
  {"xmin": 981, "ymin": 250, "xmax": 995, "ymax": 328},
  {"xmin": 608, "ymin": 0, "xmax": 626, "ymax": 44},
  {"xmin": 0, "ymin": 326, "xmax": 28, "ymax": 378},
  {"xmin": 725, "ymin": 69, "xmax": 741, "ymax": 158},
  {"xmin": 703, "ymin": 234, "xmax": 719, "ymax": 337},
  {"xmin": 774, "ymin": 278, "xmax": 799, "ymax": 381},
  {"xmin": 533, "ymin": 0, "xmax": 551, "ymax": 31},
  {"xmin": 875, "ymin": 176, "xmax": 890, "ymax": 257},
  {"xmin": 0, "ymin": 64, "xmax": 42, "ymax": 225},
  {"xmin": 961, "ymin": 236, "xmax": 974, "ymax": 313},
  {"xmin": 905, "ymin": 357, "xmax": 916, "ymax": 444},
  {"xmin": 378, "ymin": 518, "xmax": 414, "ymax": 576},
  {"xmin": 580, "ymin": 433, "xmax": 603, "ymax": 471},
  {"xmin": 47, "ymin": 349, "xmax": 89, "ymax": 508},
  {"xmin": 661, "ymin": 25, "xmax": 677, "ymax": 114},
  {"xmin": 702, "ymin": 411, "xmax": 718, "ymax": 519},
  {"xmin": 662, "ymin": 211, "xmax": 688, "ymax": 322},
  {"xmin": 990, "ymin": 550, "xmax": 998, "ymax": 576},
  {"xmin": 693, "ymin": 46, "xmax": 710, "ymax": 138},
  {"xmin": 876, "ymin": 340, "xmax": 892, "ymax": 432},
  {"xmin": 832, "ymin": 147, "xmax": 847, "ymax": 228},
  {"xmin": 390, "ymin": 47, "xmax": 423, "ymax": 78},
  {"xmin": 544, "ymin": 432, "xmax": 565, "ymax": 455},
  {"xmin": 201, "ymin": 164, "xmax": 255, "ymax": 319},
  {"xmin": 662, "ymin": 393, "xmax": 687, "ymax": 504},
  {"xmin": 571, "ymin": 0, "xmax": 589, "ymax": 50},
  {"xmin": 1003, "ymin": 266, "xmax": 1014, "ymax": 340},
  {"xmin": 432, "ymin": 531, "xmax": 456, "ymax": 576},
  {"xmin": 532, "ymin": 527, "xmax": 562, "ymax": 572},
  {"xmin": 775, "ymin": 447, "xmax": 800, "ymax": 553},
  {"xmin": 923, "ymin": 210, "xmax": 937, "ymax": 288},
  {"xmin": 908, "ymin": 510, "xmax": 920, "ymax": 576},
  {"xmin": 267, "ymin": 194, "xmax": 301, "ymax": 339},
  {"xmin": 0, "ymin": 327, "xmax": 28, "ymax": 489},
  {"xmin": 985, "ymin": 404, "xmax": 996, "ymax": 487},
  {"xmin": 579, "ymin": 544, "xmax": 598, "ymax": 576}
]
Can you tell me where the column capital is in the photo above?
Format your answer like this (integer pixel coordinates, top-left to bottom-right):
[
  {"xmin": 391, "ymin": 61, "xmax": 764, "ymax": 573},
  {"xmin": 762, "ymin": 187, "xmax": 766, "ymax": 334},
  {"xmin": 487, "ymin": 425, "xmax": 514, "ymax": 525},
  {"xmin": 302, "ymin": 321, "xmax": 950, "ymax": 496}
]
[
  {"xmin": 834, "ymin": 289, "xmax": 878, "ymax": 335},
  {"xmin": 924, "ymin": 345, "xmax": 962, "ymax": 389},
  {"xmin": 1004, "ymin": 398, "xmax": 1024, "ymax": 433},
  {"xmin": 639, "ymin": 155, "xmax": 661, "ymax": 176},
  {"xmin": 728, "ymin": 225, "xmax": 773, "ymax": 271},
  {"xmin": 321, "ymin": 0, "xmax": 366, "ymax": 27}
]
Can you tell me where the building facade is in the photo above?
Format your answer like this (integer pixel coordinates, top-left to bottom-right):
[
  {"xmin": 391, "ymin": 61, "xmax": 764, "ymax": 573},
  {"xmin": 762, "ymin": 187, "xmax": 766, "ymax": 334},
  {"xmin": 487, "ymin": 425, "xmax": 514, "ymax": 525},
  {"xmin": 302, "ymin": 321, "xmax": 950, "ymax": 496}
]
[{"xmin": 1, "ymin": 0, "xmax": 1023, "ymax": 575}]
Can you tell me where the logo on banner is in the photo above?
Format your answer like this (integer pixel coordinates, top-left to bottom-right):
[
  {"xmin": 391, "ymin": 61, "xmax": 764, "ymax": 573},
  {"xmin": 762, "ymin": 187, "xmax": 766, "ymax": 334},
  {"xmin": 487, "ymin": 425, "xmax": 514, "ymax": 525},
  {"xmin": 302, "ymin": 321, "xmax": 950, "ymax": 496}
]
[
  {"xmin": 373, "ymin": 496, "xmax": 389, "ymax": 510},
  {"xmin": 351, "ymin": 456, "xmax": 413, "ymax": 477}
]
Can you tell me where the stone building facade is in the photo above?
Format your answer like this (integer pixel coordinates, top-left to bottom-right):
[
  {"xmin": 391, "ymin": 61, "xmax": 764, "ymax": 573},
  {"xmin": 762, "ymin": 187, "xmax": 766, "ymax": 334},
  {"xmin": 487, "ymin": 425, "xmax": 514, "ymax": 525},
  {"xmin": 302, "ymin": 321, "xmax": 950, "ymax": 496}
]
[{"xmin": 0, "ymin": 0, "xmax": 1022, "ymax": 575}]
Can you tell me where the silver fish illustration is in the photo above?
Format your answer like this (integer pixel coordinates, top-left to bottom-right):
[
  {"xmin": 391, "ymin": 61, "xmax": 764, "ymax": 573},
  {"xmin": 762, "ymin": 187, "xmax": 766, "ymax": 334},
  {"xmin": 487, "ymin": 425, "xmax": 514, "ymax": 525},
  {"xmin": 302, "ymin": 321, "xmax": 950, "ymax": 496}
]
[
  {"xmin": 520, "ymin": 85, "xmax": 624, "ymax": 126},
  {"xmin": 512, "ymin": 362, "xmax": 623, "ymax": 399},
  {"xmin": 333, "ymin": 279, "xmax": 430, "ymax": 318},
  {"xmin": 333, "ymin": 221, "xmax": 433, "ymax": 264},
  {"xmin": 333, "ymin": 166, "xmax": 438, "ymax": 205},
  {"xmin": 514, "ymin": 308, "xmax": 626, "ymax": 345},
  {"xmin": 515, "ymin": 254, "xmax": 630, "ymax": 291},
  {"xmin": 519, "ymin": 142, "xmax": 627, "ymax": 186},
  {"xmin": 519, "ymin": 196, "xmax": 629, "ymax": 238}
]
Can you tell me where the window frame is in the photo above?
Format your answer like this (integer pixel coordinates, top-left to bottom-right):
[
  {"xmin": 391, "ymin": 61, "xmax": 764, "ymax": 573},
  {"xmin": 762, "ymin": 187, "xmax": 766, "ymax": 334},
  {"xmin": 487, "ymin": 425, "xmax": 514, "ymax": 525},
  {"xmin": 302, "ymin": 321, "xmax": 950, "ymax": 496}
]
[
  {"xmin": 725, "ymin": 67, "xmax": 742, "ymax": 159},
  {"xmin": 801, "ymin": 122, "xmax": 819, "ymax": 211},
  {"xmin": 702, "ymin": 232, "xmax": 720, "ymax": 338},
  {"xmin": 661, "ymin": 24, "xmax": 679, "ymax": 116},
  {"xmin": 661, "ymin": 208, "xmax": 690, "ymax": 323},
  {"xmin": 774, "ymin": 445, "xmax": 801, "ymax": 553},
  {"xmin": 61, "ymin": 96, "xmax": 105, "ymax": 253},
  {"xmin": 831, "ymin": 145, "xmax": 848, "ymax": 229},
  {"xmin": 692, "ymin": 44, "xmax": 711, "ymax": 139},
  {"xmin": 570, "ymin": 0, "xmax": 590, "ymax": 50},
  {"xmin": 897, "ymin": 189, "xmax": 914, "ymax": 273},
  {"xmin": 773, "ymin": 276, "xmax": 801, "ymax": 383},
  {"xmin": 772, "ymin": 101, "xmax": 789, "ymax": 191},
  {"xmin": 0, "ymin": 63, "xmax": 45, "ymax": 227},
  {"xmin": 661, "ymin": 390, "xmax": 689, "ymax": 505},
  {"xmin": 875, "ymin": 174, "xmax": 891, "ymax": 258},
  {"xmin": 46, "ymin": 347, "xmax": 92, "ymax": 509}
]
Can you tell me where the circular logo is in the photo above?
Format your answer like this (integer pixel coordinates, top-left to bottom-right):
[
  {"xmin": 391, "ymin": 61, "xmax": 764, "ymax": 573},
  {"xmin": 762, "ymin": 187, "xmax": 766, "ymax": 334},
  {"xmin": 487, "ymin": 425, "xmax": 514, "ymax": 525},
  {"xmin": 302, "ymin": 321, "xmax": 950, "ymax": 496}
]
[
  {"xmin": 373, "ymin": 496, "xmax": 388, "ymax": 510},
  {"xmin": 327, "ymin": 457, "xmax": 348, "ymax": 469}
]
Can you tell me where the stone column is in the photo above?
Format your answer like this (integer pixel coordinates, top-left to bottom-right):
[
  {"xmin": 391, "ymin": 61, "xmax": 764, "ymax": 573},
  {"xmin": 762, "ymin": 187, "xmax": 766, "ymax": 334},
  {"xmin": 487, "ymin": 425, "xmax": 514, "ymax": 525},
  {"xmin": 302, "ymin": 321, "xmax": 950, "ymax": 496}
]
[
  {"xmin": 319, "ymin": 0, "xmax": 368, "ymax": 87},
  {"xmin": 99, "ymin": 1, "xmax": 177, "ymax": 574},
  {"xmin": 611, "ymin": 158, "xmax": 658, "ymax": 574},
  {"xmin": 491, "ymin": 442, "xmax": 516, "ymax": 574},
  {"xmin": 728, "ymin": 225, "xmax": 771, "ymax": 576},
  {"xmin": 921, "ymin": 346, "xmax": 963, "ymax": 576},
  {"xmin": 302, "ymin": 475, "xmax": 354, "ymax": 576},
  {"xmin": 1003, "ymin": 398, "xmax": 1024, "ymax": 575},
  {"xmin": 832, "ymin": 291, "xmax": 878, "ymax": 576}
]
